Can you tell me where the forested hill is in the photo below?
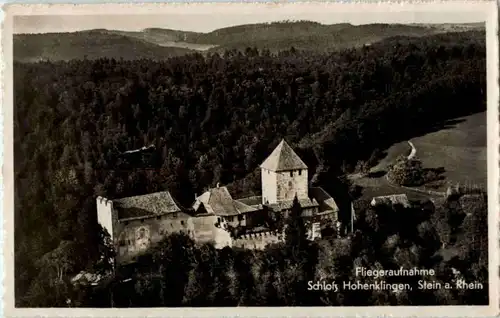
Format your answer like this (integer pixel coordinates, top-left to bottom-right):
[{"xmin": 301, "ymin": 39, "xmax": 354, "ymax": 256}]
[
  {"xmin": 13, "ymin": 31, "xmax": 195, "ymax": 62},
  {"xmin": 14, "ymin": 30, "xmax": 485, "ymax": 306},
  {"xmin": 14, "ymin": 21, "xmax": 484, "ymax": 62},
  {"xmin": 178, "ymin": 21, "xmax": 484, "ymax": 53}
]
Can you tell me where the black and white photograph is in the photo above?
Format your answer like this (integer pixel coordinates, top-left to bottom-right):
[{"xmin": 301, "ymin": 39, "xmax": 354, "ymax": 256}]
[{"xmin": 2, "ymin": 2, "xmax": 499, "ymax": 316}]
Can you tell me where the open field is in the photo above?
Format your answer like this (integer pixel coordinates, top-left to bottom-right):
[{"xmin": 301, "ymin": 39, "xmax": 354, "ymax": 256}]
[
  {"xmin": 411, "ymin": 111, "xmax": 486, "ymax": 189},
  {"xmin": 354, "ymin": 111, "xmax": 486, "ymax": 197},
  {"xmin": 351, "ymin": 173, "xmax": 443, "ymax": 201},
  {"xmin": 109, "ymin": 30, "xmax": 218, "ymax": 51}
]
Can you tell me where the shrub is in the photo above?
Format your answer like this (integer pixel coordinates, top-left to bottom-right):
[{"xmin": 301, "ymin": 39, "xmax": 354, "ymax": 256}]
[{"xmin": 387, "ymin": 155, "xmax": 424, "ymax": 186}]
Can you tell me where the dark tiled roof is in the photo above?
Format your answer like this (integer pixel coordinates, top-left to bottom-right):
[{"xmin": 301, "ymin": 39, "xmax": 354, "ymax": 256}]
[
  {"xmin": 266, "ymin": 198, "xmax": 319, "ymax": 211},
  {"xmin": 309, "ymin": 187, "xmax": 339, "ymax": 213},
  {"xmin": 236, "ymin": 196, "xmax": 262, "ymax": 207},
  {"xmin": 207, "ymin": 187, "xmax": 238, "ymax": 216},
  {"xmin": 234, "ymin": 200, "xmax": 259, "ymax": 213},
  {"xmin": 194, "ymin": 186, "xmax": 258, "ymax": 216},
  {"xmin": 352, "ymin": 199, "xmax": 371, "ymax": 211},
  {"xmin": 116, "ymin": 207, "xmax": 155, "ymax": 220},
  {"xmin": 114, "ymin": 191, "xmax": 182, "ymax": 220},
  {"xmin": 260, "ymin": 139, "xmax": 308, "ymax": 172}
]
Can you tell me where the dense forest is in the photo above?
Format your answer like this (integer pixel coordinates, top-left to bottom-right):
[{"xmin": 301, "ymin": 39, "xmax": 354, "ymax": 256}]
[{"xmin": 14, "ymin": 30, "xmax": 487, "ymax": 306}]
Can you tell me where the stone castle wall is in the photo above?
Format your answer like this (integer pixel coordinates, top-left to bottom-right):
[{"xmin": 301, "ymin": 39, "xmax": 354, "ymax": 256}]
[
  {"xmin": 114, "ymin": 211, "xmax": 193, "ymax": 263},
  {"xmin": 191, "ymin": 214, "xmax": 233, "ymax": 249},
  {"xmin": 276, "ymin": 169, "xmax": 308, "ymax": 202},
  {"xmin": 232, "ymin": 231, "xmax": 283, "ymax": 250},
  {"xmin": 261, "ymin": 168, "xmax": 309, "ymax": 204}
]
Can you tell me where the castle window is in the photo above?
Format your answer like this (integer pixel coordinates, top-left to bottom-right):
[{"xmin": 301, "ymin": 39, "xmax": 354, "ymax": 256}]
[
  {"xmin": 238, "ymin": 215, "xmax": 244, "ymax": 221},
  {"xmin": 268, "ymin": 170, "xmax": 270, "ymax": 174},
  {"xmin": 242, "ymin": 244, "xmax": 245, "ymax": 248},
  {"xmin": 290, "ymin": 171, "xmax": 293, "ymax": 177},
  {"xmin": 172, "ymin": 213, "xmax": 178, "ymax": 218},
  {"xmin": 141, "ymin": 219, "xmax": 145, "ymax": 223},
  {"xmin": 181, "ymin": 220, "xmax": 185, "ymax": 226},
  {"xmin": 156, "ymin": 216, "xmax": 161, "ymax": 220},
  {"xmin": 254, "ymin": 244, "xmax": 257, "ymax": 248},
  {"xmin": 288, "ymin": 181, "xmax": 293, "ymax": 187},
  {"xmin": 119, "ymin": 240, "xmax": 126, "ymax": 246},
  {"xmin": 299, "ymin": 170, "xmax": 302, "ymax": 176},
  {"xmin": 218, "ymin": 217, "xmax": 221, "ymax": 223}
]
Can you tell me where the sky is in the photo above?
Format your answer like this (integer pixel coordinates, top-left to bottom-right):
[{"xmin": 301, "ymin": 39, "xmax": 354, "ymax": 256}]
[{"xmin": 12, "ymin": 3, "xmax": 489, "ymax": 34}]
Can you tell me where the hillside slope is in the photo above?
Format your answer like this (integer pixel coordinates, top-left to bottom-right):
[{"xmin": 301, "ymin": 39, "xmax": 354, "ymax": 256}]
[
  {"xmin": 142, "ymin": 21, "xmax": 484, "ymax": 52},
  {"xmin": 14, "ymin": 30, "xmax": 194, "ymax": 62},
  {"xmin": 14, "ymin": 21, "xmax": 485, "ymax": 62}
]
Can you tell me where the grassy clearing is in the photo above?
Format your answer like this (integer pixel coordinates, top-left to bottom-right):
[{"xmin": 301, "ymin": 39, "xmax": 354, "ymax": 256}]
[
  {"xmin": 354, "ymin": 111, "xmax": 486, "ymax": 197},
  {"xmin": 353, "ymin": 175, "xmax": 437, "ymax": 201},
  {"xmin": 410, "ymin": 111, "xmax": 486, "ymax": 191}
]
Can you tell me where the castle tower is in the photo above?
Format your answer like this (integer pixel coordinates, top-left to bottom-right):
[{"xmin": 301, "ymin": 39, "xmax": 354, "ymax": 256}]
[
  {"xmin": 96, "ymin": 196, "xmax": 116, "ymax": 242},
  {"xmin": 260, "ymin": 139, "xmax": 308, "ymax": 204}
]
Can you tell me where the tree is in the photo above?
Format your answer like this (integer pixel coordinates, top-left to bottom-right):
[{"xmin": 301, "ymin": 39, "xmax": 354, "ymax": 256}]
[
  {"xmin": 38, "ymin": 240, "xmax": 78, "ymax": 282},
  {"xmin": 387, "ymin": 155, "xmax": 425, "ymax": 186},
  {"xmin": 355, "ymin": 160, "xmax": 370, "ymax": 175},
  {"xmin": 284, "ymin": 195, "xmax": 308, "ymax": 257},
  {"xmin": 457, "ymin": 195, "xmax": 488, "ymax": 267},
  {"xmin": 94, "ymin": 225, "xmax": 116, "ymax": 274}
]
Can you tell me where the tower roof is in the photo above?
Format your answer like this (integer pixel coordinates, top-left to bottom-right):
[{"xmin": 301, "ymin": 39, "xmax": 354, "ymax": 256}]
[{"xmin": 260, "ymin": 139, "xmax": 308, "ymax": 172}]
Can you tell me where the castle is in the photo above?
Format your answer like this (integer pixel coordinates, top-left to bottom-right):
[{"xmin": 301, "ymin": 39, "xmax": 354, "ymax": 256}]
[{"xmin": 97, "ymin": 140, "xmax": 340, "ymax": 264}]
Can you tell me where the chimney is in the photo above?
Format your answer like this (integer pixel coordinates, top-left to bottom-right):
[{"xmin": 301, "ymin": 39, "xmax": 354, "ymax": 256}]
[{"xmin": 216, "ymin": 182, "xmax": 220, "ymax": 188}]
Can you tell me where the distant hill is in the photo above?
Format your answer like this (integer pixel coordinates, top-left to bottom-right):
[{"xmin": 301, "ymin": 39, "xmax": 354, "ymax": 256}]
[
  {"xmin": 201, "ymin": 21, "xmax": 484, "ymax": 53},
  {"xmin": 14, "ymin": 30, "xmax": 194, "ymax": 62},
  {"xmin": 108, "ymin": 29, "xmax": 217, "ymax": 51},
  {"xmin": 14, "ymin": 21, "xmax": 484, "ymax": 62},
  {"xmin": 137, "ymin": 21, "xmax": 484, "ymax": 52}
]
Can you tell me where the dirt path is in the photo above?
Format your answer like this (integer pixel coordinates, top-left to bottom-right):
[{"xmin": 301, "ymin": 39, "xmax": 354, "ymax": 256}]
[{"xmin": 407, "ymin": 141, "xmax": 416, "ymax": 160}]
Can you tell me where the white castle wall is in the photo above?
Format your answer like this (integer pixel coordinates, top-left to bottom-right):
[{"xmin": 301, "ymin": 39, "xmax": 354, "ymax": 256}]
[
  {"xmin": 96, "ymin": 196, "xmax": 115, "ymax": 241},
  {"xmin": 261, "ymin": 168, "xmax": 278, "ymax": 204}
]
